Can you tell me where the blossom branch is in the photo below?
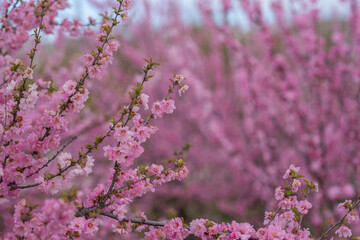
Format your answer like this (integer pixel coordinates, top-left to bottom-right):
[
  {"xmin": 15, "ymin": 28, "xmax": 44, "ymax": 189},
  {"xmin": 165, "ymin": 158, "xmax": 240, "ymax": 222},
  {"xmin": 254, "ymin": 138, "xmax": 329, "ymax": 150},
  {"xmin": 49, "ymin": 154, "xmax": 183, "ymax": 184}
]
[
  {"xmin": 26, "ymin": 136, "xmax": 77, "ymax": 179},
  {"xmin": 32, "ymin": 0, "xmax": 125, "ymax": 146},
  {"xmin": 10, "ymin": 58, "xmax": 157, "ymax": 190},
  {"xmin": 9, "ymin": 0, "xmax": 49, "ymax": 128},
  {"xmin": 264, "ymin": 179, "xmax": 294, "ymax": 227},
  {"xmin": 296, "ymin": 190, "xmax": 311, "ymax": 233},
  {"xmin": 101, "ymin": 161, "xmax": 121, "ymax": 205},
  {"xmin": 100, "ymin": 211, "xmax": 168, "ymax": 227},
  {"xmin": 264, "ymin": 207, "xmax": 281, "ymax": 228},
  {"xmin": 57, "ymin": 1, "xmax": 124, "ymax": 116},
  {"xmin": 3, "ymin": 0, "xmax": 22, "ymax": 20},
  {"xmin": 316, "ymin": 199, "xmax": 360, "ymax": 240},
  {"xmin": 76, "ymin": 143, "xmax": 190, "ymax": 219}
]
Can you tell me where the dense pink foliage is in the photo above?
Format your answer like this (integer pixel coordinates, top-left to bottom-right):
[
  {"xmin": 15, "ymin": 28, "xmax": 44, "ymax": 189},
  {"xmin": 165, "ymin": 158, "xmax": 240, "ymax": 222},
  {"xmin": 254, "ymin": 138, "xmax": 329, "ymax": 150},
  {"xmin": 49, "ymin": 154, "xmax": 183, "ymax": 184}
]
[
  {"xmin": 103, "ymin": 0, "xmax": 360, "ymax": 231},
  {"xmin": 1, "ymin": 0, "xmax": 360, "ymax": 239}
]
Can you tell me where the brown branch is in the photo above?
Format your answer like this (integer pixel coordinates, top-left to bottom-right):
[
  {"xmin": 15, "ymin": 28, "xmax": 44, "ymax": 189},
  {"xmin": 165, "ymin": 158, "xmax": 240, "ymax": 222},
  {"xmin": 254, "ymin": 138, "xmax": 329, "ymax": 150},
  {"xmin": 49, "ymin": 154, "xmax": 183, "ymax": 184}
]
[
  {"xmin": 3, "ymin": 0, "xmax": 22, "ymax": 19},
  {"xmin": 9, "ymin": 0, "xmax": 48, "ymax": 128},
  {"xmin": 101, "ymin": 161, "xmax": 121, "ymax": 205},
  {"xmin": 26, "ymin": 136, "xmax": 77, "ymax": 179},
  {"xmin": 264, "ymin": 207, "xmax": 281, "ymax": 228},
  {"xmin": 317, "ymin": 199, "xmax": 360, "ymax": 240},
  {"xmin": 100, "ymin": 211, "xmax": 168, "ymax": 227},
  {"xmin": 264, "ymin": 179, "xmax": 295, "ymax": 228}
]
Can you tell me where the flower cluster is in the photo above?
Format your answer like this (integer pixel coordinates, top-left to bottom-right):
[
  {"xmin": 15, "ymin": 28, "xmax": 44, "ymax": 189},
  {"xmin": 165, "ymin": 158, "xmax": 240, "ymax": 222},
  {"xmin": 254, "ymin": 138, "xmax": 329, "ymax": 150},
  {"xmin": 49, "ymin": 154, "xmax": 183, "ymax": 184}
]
[
  {"xmin": 140, "ymin": 165, "xmax": 359, "ymax": 240},
  {"xmin": 0, "ymin": 0, "xmax": 193, "ymax": 237},
  {"xmin": 7, "ymin": 198, "xmax": 75, "ymax": 239}
]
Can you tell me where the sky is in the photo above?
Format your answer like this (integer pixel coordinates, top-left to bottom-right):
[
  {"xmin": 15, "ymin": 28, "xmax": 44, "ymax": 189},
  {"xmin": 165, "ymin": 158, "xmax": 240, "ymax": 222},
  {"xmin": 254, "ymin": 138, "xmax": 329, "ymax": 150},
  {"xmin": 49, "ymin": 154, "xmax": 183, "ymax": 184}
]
[{"xmin": 61, "ymin": 0, "xmax": 351, "ymax": 29}]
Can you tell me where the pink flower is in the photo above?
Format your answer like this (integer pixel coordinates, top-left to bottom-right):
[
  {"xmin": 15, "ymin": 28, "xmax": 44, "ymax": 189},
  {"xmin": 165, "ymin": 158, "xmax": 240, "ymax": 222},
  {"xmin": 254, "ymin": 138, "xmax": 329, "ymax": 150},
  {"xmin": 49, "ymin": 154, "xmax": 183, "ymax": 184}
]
[
  {"xmin": 83, "ymin": 219, "xmax": 99, "ymax": 236},
  {"xmin": 134, "ymin": 126, "xmax": 151, "ymax": 143},
  {"xmin": 127, "ymin": 140, "xmax": 144, "ymax": 158},
  {"xmin": 98, "ymin": 53, "xmax": 113, "ymax": 65},
  {"xmin": 6, "ymin": 80, "xmax": 16, "ymax": 93},
  {"xmin": 280, "ymin": 210, "xmax": 295, "ymax": 222},
  {"xmin": 88, "ymin": 65, "xmax": 102, "ymax": 79},
  {"xmin": 35, "ymin": 176, "xmax": 61, "ymax": 194},
  {"xmin": 151, "ymin": 101, "xmax": 164, "ymax": 118},
  {"xmin": 346, "ymin": 211, "xmax": 359, "ymax": 223},
  {"xmin": 122, "ymin": 0, "xmax": 133, "ymax": 10},
  {"xmin": 335, "ymin": 225, "xmax": 352, "ymax": 238},
  {"xmin": 114, "ymin": 126, "xmax": 133, "ymax": 143},
  {"xmin": 296, "ymin": 200, "xmax": 312, "ymax": 215},
  {"xmin": 283, "ymin": 164, "xmax": 300, "ymax": 179},
  {"xmin": 68, "ymin": 217, "xmax": 86, "ymax": 234},
  {"xmin": 95, "ymin": 33, "xmax": 107, "ymax": 45},
  {"xmin": 113, "ymin": 205, "xmax": 127, "ymax": 221},
  {"xmin": 73, "ymin": 156, "xmax": 95, "ymax": 176},
  {"xmin": 87, "ymin": 184, "xmax": 106, "ymax": 205},
  {"xmin": 24, "ymin": 67, "xmax": 33, "ymax": 79},
  {"xmin": 70, "ymin": 87, "xmax": 89, "ymax": 113},
  {"xmin": 228, "ymin": 221, "xmax": 255, "ymax": 240},
  {"xmin": 83, "ymin": 54, "xmax": 94, "ymax": 66},
  {"xmin": 19, "ymin": 83, "xmax": 38, "ymax": 110},
  {"xmin": 178, "ymin": 84, "xmax": 189, "ymax": 96},
  {"xmin": 338, "ymin": 200, "xmax": 352, "ymax": 211},
  {"xmin": 145, "ymin": 226, "xmax": 165, "ymax": 240},
  {"xmin": 311, "ymin": 181, "xmax": 319, "ymax": 192},
  {"xmin": 103, "ymin": 145, "xmax": 127, "ymax": 163},
  {"xmin": 290, "ymin": 179, "xmax": 301, "ymax": 192},
  {"xmin": 288, "ymin": 196, "xmax": 298, "ymax": 208},
  {"xmin": 161, "ymin": 99, "xmax": 176, "ymax": 114},
  {"xmin": 58, "ymin": 152, "xmax": 72, "ymax": 168},
  {"xmin": 274, "ymin": 186, "xmax": 284, "ymax": 201},
  {"xmin": 176, "ymin": 166, "xmax": 189, "ymax": 180},
  {"xmin": 62, "ymin": 80, "xmax": 77, "ymax": 95},
  {"xmin": 69, "ymin": 20, "xmax": 82, "ymax": 37},
  {"xmin": 163, "ymin": 218, "xmax": 190, "ymax": 240},
  {"xmin": 19, "ymin": 92, "xmax": 38, "ymax": 110},
  {"xmin": 263, "ymin": 211, "xmax": 273, "ymax": 225},
  {"xmin": 139, "ymin": 93, "xmax": 149, "ymax": 110},
  {"xmin": 149, "ymin": 164, "xmax": 164, "ymax": 176},
  {"xmin": 151, "ymin": 99, "xmax": 176, "ymax": 118},
  {"xmin": 189, "ymin": 219, "xmax": 207, "ymax": 238},
  {"xmin": 174, "ymin": 74, "xmax": 185, "ymax": 84},
  {"xmin": 112, "ymin": 221, "xmax": 133, "ymax": 235},
  {"xmin": 278, "ymin": 198, "xmax": 291, "ymax": 210},
  {"xmin": 132, "ymin": 114, "xmax": 142, "ymax": 127},
  {"xmin": 105, "ymin": 40, "xmax": 120, "ymax": 53}
]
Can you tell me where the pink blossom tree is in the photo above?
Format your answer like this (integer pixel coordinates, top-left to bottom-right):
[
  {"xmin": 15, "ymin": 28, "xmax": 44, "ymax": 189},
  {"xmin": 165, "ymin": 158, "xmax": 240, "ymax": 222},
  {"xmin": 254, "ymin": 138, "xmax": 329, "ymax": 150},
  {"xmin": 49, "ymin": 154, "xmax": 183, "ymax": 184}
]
[
  {"xmin": 0, "ymin": 0, "xmax": 360, "ymax": 239},
  {"xmin": 87, "ymin": 0, "xmax": 360, "ymax": 233}
]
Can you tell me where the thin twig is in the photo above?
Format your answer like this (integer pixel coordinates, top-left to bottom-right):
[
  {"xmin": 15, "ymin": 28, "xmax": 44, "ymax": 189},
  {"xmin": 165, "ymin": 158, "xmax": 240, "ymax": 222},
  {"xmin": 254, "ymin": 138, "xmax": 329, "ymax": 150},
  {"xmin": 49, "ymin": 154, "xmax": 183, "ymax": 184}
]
[
  {"xmin": 0, "ymin": 92, "xmax": 7, "ymax": 145},
  {"xmin": 101, "ymin": 162, "xmax": 121, "ymax": 205},
  {"xmin": 264, "ymin": 207, "xmax": 281, "ymax": 228},
  {"xmin": 100, "ymin": 211, "xmax": 168, "ymax": 227},
  {"xmin": 316, "ymin": 199, "xmax": 360, "ymax": 240},
  {"xmin": 9, "ymin": 1, "xmax": 48, "ymax": 128},
  {"xmin": 264, "ymin": 179, "xmax": 294, "ymax": 227},
  {"xmin": 26, "ymin": 136, "xmax": 77, "ymax": 179},
  {"xmin": 36, "ymin": 0, "xmax": 124, "ymax": 144},
  {"xmin": 4, "ymin": 0, "xmax": 22, "ymax": 19}
]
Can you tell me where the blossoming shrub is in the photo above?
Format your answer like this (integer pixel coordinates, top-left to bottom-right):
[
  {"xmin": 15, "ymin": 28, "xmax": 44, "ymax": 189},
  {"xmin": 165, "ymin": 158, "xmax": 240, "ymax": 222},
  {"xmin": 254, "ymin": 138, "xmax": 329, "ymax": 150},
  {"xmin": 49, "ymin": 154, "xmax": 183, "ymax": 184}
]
[
  {"xmin": 63, "ymin": 0, "xmax": 360, "ymax": 233},
  {"xmin": 1, "ymin": 0, "xmax": 360, "ymax": 239}
]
